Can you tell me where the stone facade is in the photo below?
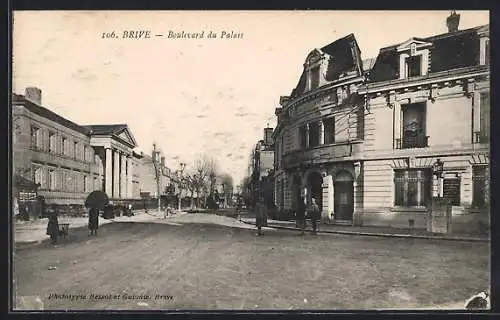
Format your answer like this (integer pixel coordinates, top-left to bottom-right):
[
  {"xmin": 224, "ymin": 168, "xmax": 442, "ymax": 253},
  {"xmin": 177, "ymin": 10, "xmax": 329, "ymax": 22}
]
[
  {"xmin": 12, "ymin": 88, "xmax": 142, "ymax": 205},
  {"xmin": 136, "ymin": 153, "xmax": 172, "ymax": 198},
  {"xmin": 273, "ymin": 20, "xmax": 490, "ymax": 234}
]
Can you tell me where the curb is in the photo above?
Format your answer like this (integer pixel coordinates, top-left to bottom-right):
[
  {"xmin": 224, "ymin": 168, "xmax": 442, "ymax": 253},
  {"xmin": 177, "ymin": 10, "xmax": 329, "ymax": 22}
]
[{"xmin": 239, "ymin": 220, "xmax": 489, "ymax": 243}]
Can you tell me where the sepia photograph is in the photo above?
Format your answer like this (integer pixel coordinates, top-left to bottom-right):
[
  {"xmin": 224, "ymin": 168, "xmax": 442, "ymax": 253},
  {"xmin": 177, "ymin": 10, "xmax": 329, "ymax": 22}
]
[{"xmin": 11, "ymin": 10, "xmax": 490, "ymax": 311}]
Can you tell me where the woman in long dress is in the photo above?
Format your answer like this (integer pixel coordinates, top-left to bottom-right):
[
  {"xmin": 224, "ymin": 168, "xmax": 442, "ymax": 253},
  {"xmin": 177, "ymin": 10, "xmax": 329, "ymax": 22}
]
[
  {"xmin": 46, "ymin": 211, "xmax": 59, "ymax": 245},
  {"xmin": 88, "ymin": 207, "xmax": 99, "ymax": 236}
]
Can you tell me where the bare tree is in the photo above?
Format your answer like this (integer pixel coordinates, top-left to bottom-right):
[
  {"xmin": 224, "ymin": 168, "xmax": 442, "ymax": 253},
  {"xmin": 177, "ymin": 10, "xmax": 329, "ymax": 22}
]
[{"xmin": 190, "ymin": 154, "xmax": 220, "ymax": 208}]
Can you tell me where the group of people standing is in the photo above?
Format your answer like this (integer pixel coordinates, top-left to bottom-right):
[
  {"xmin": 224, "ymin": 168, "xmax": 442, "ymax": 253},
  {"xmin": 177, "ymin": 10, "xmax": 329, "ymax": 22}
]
[
  {"xmin": 45, "ymin": 207, "xmax": 100, "ymax": 245},
  {"xmin": 254, "ymin": 195, "xmax": 320, "ymax": 236}
]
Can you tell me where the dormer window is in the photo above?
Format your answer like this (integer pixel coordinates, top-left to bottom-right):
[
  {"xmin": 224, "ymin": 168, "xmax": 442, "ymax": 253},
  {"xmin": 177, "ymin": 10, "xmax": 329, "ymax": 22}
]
[
  {"xmin": 397, "ymin": 38, "xmax": 431, "ymax": 79},
  {"xmin": 310, "ymin": 66, "xmax": 320, "ymax": 89},
  {"xmin": 406, "ymin": 55, "xmax": 422, "ymax": 78}
]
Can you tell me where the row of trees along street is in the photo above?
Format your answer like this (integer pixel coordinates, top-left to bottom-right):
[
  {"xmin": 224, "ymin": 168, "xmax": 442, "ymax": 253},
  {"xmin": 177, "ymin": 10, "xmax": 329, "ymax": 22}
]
[{"xmin": 160, "ymin": 152, "xmax": 235, "ymax": 210}]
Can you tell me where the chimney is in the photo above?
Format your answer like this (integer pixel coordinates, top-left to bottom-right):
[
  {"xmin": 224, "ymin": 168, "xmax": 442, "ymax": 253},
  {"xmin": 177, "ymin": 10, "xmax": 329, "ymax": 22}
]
[
  {"xmin": 446, "ymin": 10, "xmax": 460, "ymax": 33},
  {"xmin": 25, "ymin": 87, "xmax": 42, "ymax": 105}
]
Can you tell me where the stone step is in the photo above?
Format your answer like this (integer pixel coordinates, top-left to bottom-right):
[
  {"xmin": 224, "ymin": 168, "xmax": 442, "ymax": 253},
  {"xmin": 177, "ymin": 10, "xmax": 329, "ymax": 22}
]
[{"xmin": 326, "ymin": 220, "xmax": 353, "ymax": 226}]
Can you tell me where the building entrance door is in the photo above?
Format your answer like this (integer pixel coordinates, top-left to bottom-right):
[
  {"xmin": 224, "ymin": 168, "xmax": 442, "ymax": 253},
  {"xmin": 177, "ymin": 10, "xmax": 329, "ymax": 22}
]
[
  {"xmin": 308, "ymin": 172, "xmax": 323, "ymax": 212},
  {"xmin": 334, "ymin": 171, "xmax": 354, "ymax": 221}
]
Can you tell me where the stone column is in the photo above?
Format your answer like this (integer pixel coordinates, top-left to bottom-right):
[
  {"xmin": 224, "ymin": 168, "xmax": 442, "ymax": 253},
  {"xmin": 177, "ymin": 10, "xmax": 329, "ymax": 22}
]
[
  {"xmin": 322, "ymin": 173, "xmax": 333, "ymax": 220},
  {"xmin": 105, "ymin": 148, "xmax": 113, "ymax": 197},
  {"xmin": 113, "ymin": 149, "xmax": 120, "ymax": 198},
  {"xmin": 473, "ymin": 92, "xmax": 480, "ymax": 141},
  {"xmin": 321, "ymin": 172, "xmax": 333, "ymax": 220},
  {"xmin": 127, "ymin": 155, "xmax": 133, "ymax": 198},
  {"xmin": 120, "ymin": 152, "xmax": 126, "ymax": 198},
  {"xmin": 319, "ymin": 120, "xmax": 325, "ymax": 145},
  {"xmin": 393, "ymin": 102, "xmax": 402, "ymax": 148}
]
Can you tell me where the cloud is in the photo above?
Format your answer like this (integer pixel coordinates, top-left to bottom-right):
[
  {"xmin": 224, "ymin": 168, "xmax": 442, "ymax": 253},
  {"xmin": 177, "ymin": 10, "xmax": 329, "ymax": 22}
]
[{"xmin": 72, "ymin": 68, "xmax": 97, "ymax": 81}]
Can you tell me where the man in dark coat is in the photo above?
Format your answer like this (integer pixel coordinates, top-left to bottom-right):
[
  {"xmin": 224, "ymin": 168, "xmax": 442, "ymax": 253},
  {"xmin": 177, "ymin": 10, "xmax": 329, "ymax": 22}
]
[
  {"xmin": 309, "ymin": 197, "xmax": 320, "ymax": 235},
  {"xmin": 255, "ymin": 196, "xmax": 267, "ymax": 236},
  {"xmin": 296, "ymin": 196, "xmax": 306, "ymax": 235},
  {"xmin": 88, "ymin": 207, "xmax": 99, "ymax": 236},
  {"xmin": 46, "ymin": 211, "xmax": 59, "ymax": 245}
]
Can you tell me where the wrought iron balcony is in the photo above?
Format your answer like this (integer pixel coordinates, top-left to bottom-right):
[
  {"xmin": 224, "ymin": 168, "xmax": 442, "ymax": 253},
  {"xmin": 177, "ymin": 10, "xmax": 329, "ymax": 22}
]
[{"xmin": 395, "ymin": 135, "xmax": 429, "ymax": 149}]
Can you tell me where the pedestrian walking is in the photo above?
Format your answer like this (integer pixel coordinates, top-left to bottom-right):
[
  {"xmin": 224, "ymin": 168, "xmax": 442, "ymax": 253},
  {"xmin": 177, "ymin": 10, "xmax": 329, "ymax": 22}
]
[
  {"xmin": 255, "ymin": 196, "xmax": 267, "ymax": 236},
  {"xmin": 308, "ymin": 197, "xmax": 320, "ymax": 235},
  {"xmin": 296, "ymin": 196, "xmax": 306, "ymax": 235},
  {"xmin": 88, "ymin": 207, "xmax": 99, "ymax": 236},
  {"xmin": 46, "ymin": 210, "xmax": 59, "ymax": 245}
]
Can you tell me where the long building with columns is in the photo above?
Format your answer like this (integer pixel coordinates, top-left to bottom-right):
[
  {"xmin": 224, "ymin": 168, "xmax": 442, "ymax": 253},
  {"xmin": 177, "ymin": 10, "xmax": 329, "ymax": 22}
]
[
  {"xmin": 12, "ymin": 87, "xmax": 143, "ymax": 205},
  {"xmin": 273, "ymin": 13, "xmax": 490, "ymax": 234}
]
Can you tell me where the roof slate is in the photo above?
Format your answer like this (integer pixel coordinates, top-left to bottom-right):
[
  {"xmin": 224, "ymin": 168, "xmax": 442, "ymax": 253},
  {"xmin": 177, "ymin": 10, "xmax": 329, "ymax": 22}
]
[
  {"xmin": 12, "ymin": 93, "xmax": 89, "ymax": 135},
  {"xmin": 368, "ymin": 26, "xmax": 484, "ymax": 83}
]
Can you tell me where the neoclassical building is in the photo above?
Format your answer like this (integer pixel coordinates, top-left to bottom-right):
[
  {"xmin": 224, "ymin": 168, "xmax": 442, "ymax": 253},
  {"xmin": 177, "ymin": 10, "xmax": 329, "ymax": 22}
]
[
  {"xmin": 273, "ymin": 33, "xmax": 368, "ymax": 222},
  {"xmin": 12, "ymin": 87, "xmax": 143, "ymax": 205},
  {"xmin": 273, "ymin": 13, "xmax": 490, "ymax": 233}
]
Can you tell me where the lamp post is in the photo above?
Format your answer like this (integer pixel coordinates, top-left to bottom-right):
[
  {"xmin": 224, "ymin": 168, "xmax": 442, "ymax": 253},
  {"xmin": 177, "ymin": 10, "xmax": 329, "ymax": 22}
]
[
  {"xmin": 152, "ymin": 144, "xmax": 162, "ymax": 215},
  {"xmin": 178, "ymin": 162, "xmax": 186, "ymax": 211},
  {"xmin": 432, "ymin": 158, "xmax": 444, "ymax": 198}
]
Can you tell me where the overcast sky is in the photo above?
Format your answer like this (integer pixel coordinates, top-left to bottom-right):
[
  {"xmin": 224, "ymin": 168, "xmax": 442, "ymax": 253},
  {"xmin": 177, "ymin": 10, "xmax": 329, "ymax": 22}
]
[{"xmin": 12, "ymin": 10, "xmax": 489, "ymax": 185}]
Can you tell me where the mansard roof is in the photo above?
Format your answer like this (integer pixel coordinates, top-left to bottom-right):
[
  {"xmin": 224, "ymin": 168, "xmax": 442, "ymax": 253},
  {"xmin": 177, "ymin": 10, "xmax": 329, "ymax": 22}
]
[
  {"xmin": 290, "ymin": 33, "xmax": 364, "ymax": 98},
  {"xmin": 368, "ymin": 25, "xmax": 487, "ymax": 83}
]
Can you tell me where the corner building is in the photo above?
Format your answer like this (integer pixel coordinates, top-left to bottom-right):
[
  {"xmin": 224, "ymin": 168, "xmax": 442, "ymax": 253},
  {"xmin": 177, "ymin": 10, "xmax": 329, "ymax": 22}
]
[{"xmin": 273, "ymin": 34, "xmax": 368, "ymax": 222}]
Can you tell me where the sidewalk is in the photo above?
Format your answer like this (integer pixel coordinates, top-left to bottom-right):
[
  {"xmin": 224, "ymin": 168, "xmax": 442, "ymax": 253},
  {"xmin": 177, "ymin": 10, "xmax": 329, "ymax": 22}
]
[
  {"xmin": 13, "ymin": 210, "xmax": 188, "ymax": 244},
  {"xmin": 239, "ymin": 217, "xmax": 489, "ymax": 242}
]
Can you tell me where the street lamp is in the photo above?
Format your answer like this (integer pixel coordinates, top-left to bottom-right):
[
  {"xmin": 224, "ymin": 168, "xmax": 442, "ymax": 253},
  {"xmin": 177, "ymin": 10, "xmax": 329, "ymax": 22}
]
[
  {"xmin": 433, "ymin": 158, "xmax": 444, "ymax": 198},
  {"xmin": 178, "ymin": 162, "xmax": 186, "ymax": 211}
]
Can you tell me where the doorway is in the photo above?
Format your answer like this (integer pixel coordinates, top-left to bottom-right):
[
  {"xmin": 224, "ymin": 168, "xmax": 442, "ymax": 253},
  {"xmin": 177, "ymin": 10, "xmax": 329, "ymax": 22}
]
[
  {"xmin": 308, "ymin": 172, "xmax": 323, "ymax": 211},
  {"xmin": 334, "ymin": 170, "xmax": 354, "ymax": 221}
]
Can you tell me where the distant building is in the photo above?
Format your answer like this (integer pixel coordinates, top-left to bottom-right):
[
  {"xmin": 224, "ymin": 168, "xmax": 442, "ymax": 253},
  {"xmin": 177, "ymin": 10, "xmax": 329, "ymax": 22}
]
[
  {"xmin": 12, "ymin": 87, "xmax": 141, "ymax": 205},
  {"xmin": 250, "ymin": 128, "xmax": 275, "ymax": 206},
  {"xmin": 136, "ymin": 151, "xmax": 172, "ymax": 198}
]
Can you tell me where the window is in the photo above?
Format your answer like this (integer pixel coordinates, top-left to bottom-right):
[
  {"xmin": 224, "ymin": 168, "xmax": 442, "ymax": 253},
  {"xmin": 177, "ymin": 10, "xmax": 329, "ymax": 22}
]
[
  {"xmin": 94, "ymin": 176, "xmax": 99, "ymax": 191},
  {"xmin": 32, "ymin": 165, "xmax": 44, "ymax": 187},
  {"xmin": 324, "ymin": 117, "xmax": 335, "ymax": 144},
  {"xmin": 472, "ymin": 166, "xmax": 488, "ymax": 208},
  {"xmin": 74, "ymin": 141, "xmax": 79, "ymax": 159},
  {"xmin": 356, "ymin": 107, "xmax": 364, "ymax": 140},
  {"xmin": 394, "ymin": 169, "xmax": 432, "ymax": 207},
  {"xmin": 65, "ymin": 171, "xmax": 75, "ymax": 192},
  {"xmin": 48, "ymin": 168, "xmax": 56, "ymax": 190},
  {"xmin": 31, "ymin": 126, "xmax": 42, "ymax": 150},
  {"xmin": 299, "ymin": 125, "xmax": 307, "ymax": 149},
  {"xmin": 476, "ymin": 92, "xmax": 490, "ymax": 143},
  {"xmin": 62, "ymin": 137, "xmax": 70, "ymax": 155},
  {"xmin": 310, "ymin": 66, "xmax": 320, "ymax": 89},
  {"xmin": 485, "ymin": 39, "xmax": 490, "ymax": 65},
  {"xmin": 48, "ymin": 132, "xmax": 57, "ymax": 153},
  {"xmin": 308, "ymin": 122, "xmax": 320, "ymax": 147},
  {"xmin": 406, "ymin": 55, "xmax": 422, "ymax": 78},
  {"xmin": 399, "ymin": 103, "xmax": 428, "ymax": 149}
]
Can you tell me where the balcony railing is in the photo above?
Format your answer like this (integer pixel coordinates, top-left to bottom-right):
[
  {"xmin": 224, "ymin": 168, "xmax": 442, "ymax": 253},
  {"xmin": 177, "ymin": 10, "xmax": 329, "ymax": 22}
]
[
  {"xmin": 395, "ymin": 135, "xmax": 429, "ymax": 149},
  {"xmin": 474, "ymin": 131, "xmax": 489, "ymax": 144}
]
